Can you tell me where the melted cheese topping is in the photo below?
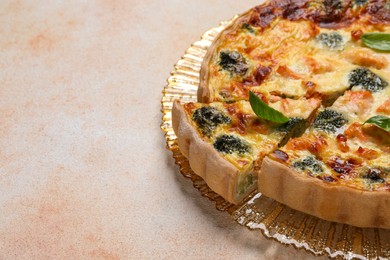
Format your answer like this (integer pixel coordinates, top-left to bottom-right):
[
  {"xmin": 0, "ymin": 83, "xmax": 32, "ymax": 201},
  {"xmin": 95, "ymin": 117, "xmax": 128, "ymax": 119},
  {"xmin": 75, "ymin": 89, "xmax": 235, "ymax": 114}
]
[
  {"xmin": 279, "ymin": 86, "xmax": 390, "ymax": 191},
  {"xmin": 205, "ymin": 18, "xmax": 390, "ymax": 103},
  {"xmin": 184, "ymin": 99, "xmax": 319, "ymax": 172}
]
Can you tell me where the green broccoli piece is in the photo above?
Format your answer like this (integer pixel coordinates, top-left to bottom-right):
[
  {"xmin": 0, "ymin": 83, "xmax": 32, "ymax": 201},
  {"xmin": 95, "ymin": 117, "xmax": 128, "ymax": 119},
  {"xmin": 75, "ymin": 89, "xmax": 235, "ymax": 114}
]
[
  {"xmin": 192, "ymin": 106, "xmax": 231, "ymax": 137},
  {"xmin": 213, "ymin": 135, "xmax": 251, "ymax": 155},
  {"xmin": 218, "ymin": 51, "xmax": 248, "ymax": 76},
  {"xmin": 316, "ymin": 32, "xmax": 344, "ymax": 50},
  {"xmin": 293, "ymin": 156, "xmax": 324, "ymax": 174},
  {"xmin": 313, "ymin": 109, "xmax": 347, "ymax": 133},
  {"xmin": 349, "ymin": 68, "xmax": 388, "ymax": 92}
]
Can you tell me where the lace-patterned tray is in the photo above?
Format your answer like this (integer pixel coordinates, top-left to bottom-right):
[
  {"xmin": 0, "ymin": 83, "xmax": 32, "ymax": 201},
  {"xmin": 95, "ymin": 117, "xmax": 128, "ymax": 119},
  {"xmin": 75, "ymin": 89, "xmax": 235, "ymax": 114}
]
[{"xmin": 160, "ymin": 18, "xmax": 390, "ymax": 260}]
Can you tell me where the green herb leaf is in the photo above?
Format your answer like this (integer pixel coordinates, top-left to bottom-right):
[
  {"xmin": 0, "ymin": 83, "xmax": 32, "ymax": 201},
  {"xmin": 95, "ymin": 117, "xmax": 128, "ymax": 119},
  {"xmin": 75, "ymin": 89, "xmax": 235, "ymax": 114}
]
[
  {"xmin": 361, "ymin": 33, "xmax": 390, "ymax": 52},
  {"xmin": 249, "ymin": 91, "xmax": 289, "ymax": 123},
  {"xmin": 364, "ymin": 115, "xmax": 390, "ymax": 132}
]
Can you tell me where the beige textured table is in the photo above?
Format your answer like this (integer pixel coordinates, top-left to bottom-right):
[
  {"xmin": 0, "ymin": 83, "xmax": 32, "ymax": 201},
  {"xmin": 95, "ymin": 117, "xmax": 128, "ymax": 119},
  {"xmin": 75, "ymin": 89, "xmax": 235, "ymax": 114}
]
[{"xmin": 0, "ymin": 1, "xmax": 328, "ymax": 259}]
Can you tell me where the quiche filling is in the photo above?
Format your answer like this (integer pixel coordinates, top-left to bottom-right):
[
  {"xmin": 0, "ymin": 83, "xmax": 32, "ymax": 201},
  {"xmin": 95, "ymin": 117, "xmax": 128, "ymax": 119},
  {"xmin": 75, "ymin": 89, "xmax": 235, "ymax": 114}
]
[
  {"xmin": 180, "ymin": 98, "xmax": 319, "ymax": 199},
  {"xmin": 202, "ymin": 13, "xmax": 390, "ymax": 104},
  {"xmin": 173, "ymin": 0, "xmax": 390, "ymax": 217},
  {"xmin": 273, "ymin": 84, "xmax": 390, "ymax": 191}
]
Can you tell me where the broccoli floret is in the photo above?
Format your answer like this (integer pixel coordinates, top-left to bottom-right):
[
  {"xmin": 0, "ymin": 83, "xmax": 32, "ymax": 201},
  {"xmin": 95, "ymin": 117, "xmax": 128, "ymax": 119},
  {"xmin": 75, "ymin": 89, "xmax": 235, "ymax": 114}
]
[
  {"xmin": 313, "ymin": 109, "xmax": 347, "ymax": 133},
  {"xmin": 213, "ymin": 135, "xmax": 251, "ymax": 155},
  {"xmin": 316, "ymin": 32, "xmax": 344, "ymax": 50},
  {"xmin": 277, "ymin": 117, "xmax": 307, "ymax": 147},
  {"xmin": 293, "ymin": 156, "xmax": 324, "ymax": 173},
  {"xmin": 349, "ymin": 68, "xmax": 388, "ymax": 92},
  {"xmin": 192, "ymin": 106, "xmax": 231, "ymax": 137},
  {"xmin": 218, "ymin": 51, "xmax": 248, "ymax": 76}
]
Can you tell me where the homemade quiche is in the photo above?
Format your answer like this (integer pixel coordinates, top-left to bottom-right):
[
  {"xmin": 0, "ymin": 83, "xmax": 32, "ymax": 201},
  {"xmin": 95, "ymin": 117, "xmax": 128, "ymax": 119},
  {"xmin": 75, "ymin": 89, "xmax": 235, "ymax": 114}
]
[{"xmin": 171, "ymin": 0, "xmax": 390, "ymax": 228}]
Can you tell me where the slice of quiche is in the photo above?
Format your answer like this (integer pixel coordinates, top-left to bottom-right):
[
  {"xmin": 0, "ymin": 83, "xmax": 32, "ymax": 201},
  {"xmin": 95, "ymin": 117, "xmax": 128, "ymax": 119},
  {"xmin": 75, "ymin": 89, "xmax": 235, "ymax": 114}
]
[
  {"xmin": 172, "ymin": 96, "xmax": 320, "ymax": 204},
  {"xmin": 260, "ymin": 78, "xmax": 390, "ymax": 228}
]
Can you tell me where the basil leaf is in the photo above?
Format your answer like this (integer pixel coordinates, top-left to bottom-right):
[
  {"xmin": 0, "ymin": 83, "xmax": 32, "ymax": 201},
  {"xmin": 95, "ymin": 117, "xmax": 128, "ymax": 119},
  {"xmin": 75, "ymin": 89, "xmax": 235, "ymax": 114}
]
[
  {"xmin": 364, "ymin": 115, "xmax": 390, "ymax": 132},
  {"xmin": 361, "ymin": 33, "xmax": 390, "ymax": 52},
  {"xmin": 249, "ymin": 91, "xmax": 289, "ymax": 123}
]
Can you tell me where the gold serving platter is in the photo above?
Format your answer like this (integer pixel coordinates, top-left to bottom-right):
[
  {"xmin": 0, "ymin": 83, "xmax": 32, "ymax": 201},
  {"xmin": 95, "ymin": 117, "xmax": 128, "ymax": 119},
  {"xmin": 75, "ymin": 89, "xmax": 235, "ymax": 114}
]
[{"xmin": 160, "ymin": 18, "xmax": 390, "ymax": 260}]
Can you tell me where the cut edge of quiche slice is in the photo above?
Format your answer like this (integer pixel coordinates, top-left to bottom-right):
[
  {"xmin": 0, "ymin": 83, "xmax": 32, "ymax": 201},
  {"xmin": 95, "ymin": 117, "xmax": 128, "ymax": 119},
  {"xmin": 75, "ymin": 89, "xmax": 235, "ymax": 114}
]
[
  {"xmin": 172, "ymin": 97, "xmax": 320, "ymax": 204},
  {"xmin": 172, "ymin": 101, "xmax": 254, "ymax": 204}
]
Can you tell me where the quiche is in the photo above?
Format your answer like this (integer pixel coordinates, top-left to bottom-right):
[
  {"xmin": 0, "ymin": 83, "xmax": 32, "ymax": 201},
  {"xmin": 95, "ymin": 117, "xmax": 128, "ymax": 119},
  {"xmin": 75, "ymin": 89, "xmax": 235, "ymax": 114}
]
[
  {"xmin": 172, "ymin": 97, "xmax": 320, "ymax": 204},
  {"xmin": 171, "ymin": 0, "xmax": 390, "ymax": 228}
]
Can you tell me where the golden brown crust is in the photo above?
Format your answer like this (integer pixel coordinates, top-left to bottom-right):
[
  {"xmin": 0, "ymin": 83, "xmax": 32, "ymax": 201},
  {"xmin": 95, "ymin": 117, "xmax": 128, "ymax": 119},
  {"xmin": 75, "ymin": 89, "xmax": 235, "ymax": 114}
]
[
  {"xmin": 197, "ymin": 45, "xmax": 212, "ymax": 103},
  {"xmin": 172, "ymin": 100, "xmax": 256, "ymax": 204},
  {"xmin": 259, "ymin": 157, "xmax": 390, "ymax": 229}
]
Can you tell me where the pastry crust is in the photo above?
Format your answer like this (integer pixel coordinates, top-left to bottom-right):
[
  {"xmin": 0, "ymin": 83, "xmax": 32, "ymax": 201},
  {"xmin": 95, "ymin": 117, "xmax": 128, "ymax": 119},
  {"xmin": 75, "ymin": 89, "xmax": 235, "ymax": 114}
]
[
  {"xmin": 259, "ymin": 157, "xmax": 390, "ymax": 229},
  {"xmin": 172, "ymin": 100, "xmax": 256, "ymax": 204}
]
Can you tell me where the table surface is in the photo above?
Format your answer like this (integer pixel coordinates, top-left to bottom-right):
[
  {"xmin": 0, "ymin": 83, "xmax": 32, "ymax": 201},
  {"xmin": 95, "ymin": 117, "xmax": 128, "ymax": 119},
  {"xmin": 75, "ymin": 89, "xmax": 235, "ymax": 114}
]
[{"xmin": 0, "ymin": 1, "xmax": 328, "ymax": 259}]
